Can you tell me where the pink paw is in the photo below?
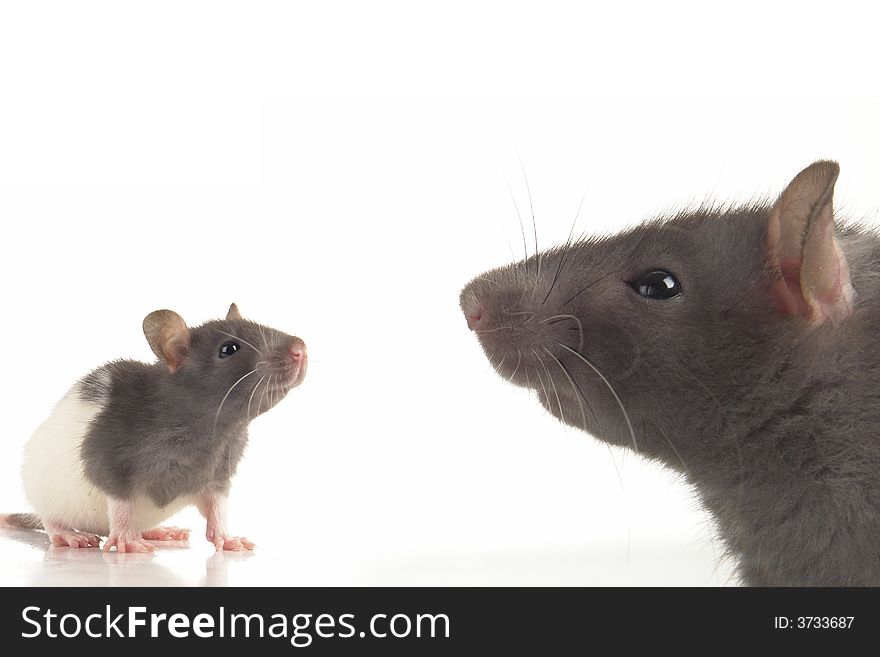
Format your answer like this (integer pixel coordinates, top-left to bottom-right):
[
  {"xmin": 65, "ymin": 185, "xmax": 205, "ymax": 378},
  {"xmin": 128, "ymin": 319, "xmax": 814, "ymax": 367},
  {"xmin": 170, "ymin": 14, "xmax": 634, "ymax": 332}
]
[
  {"xmin": 206, "ymin": 529, "xmax": 255, "ymax": 552},
  {"xmin": 219, "ymin": 536, "xmax": 256, "ymax": 552},
  {"xmin": 102, "ymin": 534, "xmax": 157, "ymax": 553},
  {"xmin": 142, "ymin": 526, "xmax": 190, "ymax": 541},
  {"xmin": 50, "ymin": 531, "xmax": 101, "ymax": 549}
]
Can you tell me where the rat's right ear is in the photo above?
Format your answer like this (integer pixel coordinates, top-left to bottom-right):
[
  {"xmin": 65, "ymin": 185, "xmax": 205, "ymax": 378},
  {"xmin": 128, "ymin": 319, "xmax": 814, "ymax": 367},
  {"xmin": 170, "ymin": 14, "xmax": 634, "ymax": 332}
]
[
  {"xmin": 766, "ymin": 160, "xmax": 854, "ymax": 327},
  {"xmin": 143, "ymin": 310, "xmax": 191, "ymax": 373}
]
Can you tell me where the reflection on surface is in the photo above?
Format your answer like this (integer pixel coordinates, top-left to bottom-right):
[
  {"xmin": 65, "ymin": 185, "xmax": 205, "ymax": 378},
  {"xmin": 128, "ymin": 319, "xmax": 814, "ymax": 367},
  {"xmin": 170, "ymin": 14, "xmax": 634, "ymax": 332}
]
[
  {"xmin": 201, "ymin": 551, "xmax": 255, "ymax": 587},
  {"xmin": 1, "ymin": 527, "xmax": 733, "ymax": 587},
  {"xmin": 0, "ymin": 528, "xmax": 256, "ymax": 587}
]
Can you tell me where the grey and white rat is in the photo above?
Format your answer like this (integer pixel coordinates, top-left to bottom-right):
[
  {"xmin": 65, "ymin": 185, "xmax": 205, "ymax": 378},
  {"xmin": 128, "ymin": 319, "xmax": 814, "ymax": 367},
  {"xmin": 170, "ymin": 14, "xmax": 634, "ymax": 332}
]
[
  {"xmin": 1, "ymin": 303, "xmax": 307, "ymax": 552},
  {"xmin": 460, "ymin": 161, "xmax": 880, "ymax": 586}
]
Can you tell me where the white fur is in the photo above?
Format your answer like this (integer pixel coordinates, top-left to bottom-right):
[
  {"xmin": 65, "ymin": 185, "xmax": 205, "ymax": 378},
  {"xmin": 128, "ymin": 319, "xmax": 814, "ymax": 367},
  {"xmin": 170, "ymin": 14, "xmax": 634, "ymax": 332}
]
[{"xmin": 22, "ymin": 383, "xmax": 191, "ymax": 536}]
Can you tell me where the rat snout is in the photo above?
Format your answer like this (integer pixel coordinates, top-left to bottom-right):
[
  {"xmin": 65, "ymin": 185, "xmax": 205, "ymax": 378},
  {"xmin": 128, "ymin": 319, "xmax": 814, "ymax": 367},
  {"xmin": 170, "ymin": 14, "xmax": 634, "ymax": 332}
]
[
  {"xmin": 461, "ymin": 293, "xmax": 484, "ymax": 331},
  {"xmin": 289, "ymin": 343, "xmax": 306, "ymax": 363},
  {"xmin": 461, "ymin": 279, "xmax": 536, "ymax": 389},
  {"xmin": 460, "ymin": 282, "xmax": 518, "ymax": 334},
  {"xmin": 284, "ymin": 337, "xmax": 308, "ymax": 388},
  {"xmin": 460, "ymin": 283, "xmax": 515, "ymax": 335}
]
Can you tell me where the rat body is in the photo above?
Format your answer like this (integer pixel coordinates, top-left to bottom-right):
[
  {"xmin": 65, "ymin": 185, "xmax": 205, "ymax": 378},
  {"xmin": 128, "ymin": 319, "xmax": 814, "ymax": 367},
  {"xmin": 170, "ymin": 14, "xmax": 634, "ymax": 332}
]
[
  {"xmin": 2, "ymin": 303, "xmax": 307, "ymax": 552},
  {"xmin": 461, "ymin": 161, "xmax": 880, "ymax": 586}
]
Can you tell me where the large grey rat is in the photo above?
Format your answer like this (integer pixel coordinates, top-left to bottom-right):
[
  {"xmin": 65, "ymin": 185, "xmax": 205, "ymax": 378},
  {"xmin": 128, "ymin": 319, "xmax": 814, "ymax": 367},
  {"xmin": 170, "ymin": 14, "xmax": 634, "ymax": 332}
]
[
  {"xmin": 1, "ymin": 303, "xmax": 307, "ymax": 552},
  {"xmin": 460, "ymin": 161, "xmax": 880, "ymax": 586}
]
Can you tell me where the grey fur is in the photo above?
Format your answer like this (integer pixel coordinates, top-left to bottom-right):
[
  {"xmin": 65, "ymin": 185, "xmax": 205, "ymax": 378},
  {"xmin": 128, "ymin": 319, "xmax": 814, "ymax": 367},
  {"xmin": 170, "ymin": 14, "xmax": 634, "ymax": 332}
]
[
  {"xmin": 460, "ymin": 165, "xmax": 880, "ymax": 586},
  {"xmin": 78, "ymin": 313, "xmax": 306, "ymax": 509}
]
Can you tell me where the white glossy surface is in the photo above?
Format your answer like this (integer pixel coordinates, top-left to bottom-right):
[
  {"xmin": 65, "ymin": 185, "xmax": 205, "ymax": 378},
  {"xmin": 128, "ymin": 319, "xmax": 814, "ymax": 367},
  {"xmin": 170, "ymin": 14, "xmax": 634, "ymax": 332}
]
[{"xmin": 0, "ymin": 526, "xmax": 735, "ymax": 587}]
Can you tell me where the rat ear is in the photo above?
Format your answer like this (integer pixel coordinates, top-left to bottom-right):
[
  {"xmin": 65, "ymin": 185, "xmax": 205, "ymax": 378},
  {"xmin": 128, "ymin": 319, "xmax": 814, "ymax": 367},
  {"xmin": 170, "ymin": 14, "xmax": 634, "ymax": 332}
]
[
  {"xmin": 226, "ymin": 303, "xmax": 242, "ymax": 321},
  {"xmin": 766, "ymin": 160, "xmax": 854, "ymax": 326},
  {"xmin": 143, "ymin": 310, "xmax": 191, "ymax": 373}
]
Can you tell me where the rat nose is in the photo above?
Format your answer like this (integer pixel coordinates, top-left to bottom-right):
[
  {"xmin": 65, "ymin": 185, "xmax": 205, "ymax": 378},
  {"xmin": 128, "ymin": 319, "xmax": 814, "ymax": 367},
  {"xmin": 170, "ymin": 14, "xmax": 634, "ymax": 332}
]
[
  {"xmin": 288, "ymin": 339, "xmax": 307, "ymax": 363},
  {"xmin": 461, "ymin": 294, "xmax": 484, "ymax": 331}
]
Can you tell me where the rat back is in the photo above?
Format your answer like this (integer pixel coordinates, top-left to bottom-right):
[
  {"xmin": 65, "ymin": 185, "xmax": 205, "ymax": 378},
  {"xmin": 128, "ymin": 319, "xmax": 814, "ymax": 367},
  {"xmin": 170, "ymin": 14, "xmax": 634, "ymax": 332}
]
[{"xmin": 22, "ymin": 364, "xmax": 199, "ymax": 535}]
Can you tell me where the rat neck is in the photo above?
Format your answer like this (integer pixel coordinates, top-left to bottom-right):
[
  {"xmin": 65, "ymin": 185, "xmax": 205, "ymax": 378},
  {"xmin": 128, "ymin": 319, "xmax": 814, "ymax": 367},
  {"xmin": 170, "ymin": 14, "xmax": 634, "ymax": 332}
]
[
  {"xmin": 642, "ymin": 333, "xmax": 878, "ymax": 585},
  {"xmin": 154, "ymin": 370, "xmax": 252, "ymax": 439}
]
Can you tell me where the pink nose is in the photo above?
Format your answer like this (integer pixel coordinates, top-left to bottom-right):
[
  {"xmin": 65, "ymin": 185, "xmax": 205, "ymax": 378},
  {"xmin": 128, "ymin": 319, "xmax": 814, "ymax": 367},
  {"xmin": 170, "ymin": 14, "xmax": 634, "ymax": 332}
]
[
  {"xmin": 462, "ymin": 296, "xmax": 484, "ymax": 331},
  {"xmin": 290, "ymin": 347, "xmax": 305, "ymax": 362}
]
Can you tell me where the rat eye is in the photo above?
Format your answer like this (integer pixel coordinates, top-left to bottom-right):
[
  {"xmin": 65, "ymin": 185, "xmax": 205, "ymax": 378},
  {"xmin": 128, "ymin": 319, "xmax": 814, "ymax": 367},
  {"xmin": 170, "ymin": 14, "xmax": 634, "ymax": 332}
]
[
  {"xmin": 632, "ymin": 270, "xmax": 681, "ymax": 299},
  {"xmin": 218, "ymin": 341, "xmax": 241, "ymax": 358}
]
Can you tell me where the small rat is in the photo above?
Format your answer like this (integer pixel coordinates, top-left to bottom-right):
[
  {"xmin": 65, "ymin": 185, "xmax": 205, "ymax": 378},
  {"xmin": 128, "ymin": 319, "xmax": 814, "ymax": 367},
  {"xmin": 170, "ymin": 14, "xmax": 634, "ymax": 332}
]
[
  {"xmin": 460, "ymin": 161, "xmax": 880, "ymax": 586},
  {"xmin": 1, "ymin": 303, "xmax": 307, "ymax": 552}
]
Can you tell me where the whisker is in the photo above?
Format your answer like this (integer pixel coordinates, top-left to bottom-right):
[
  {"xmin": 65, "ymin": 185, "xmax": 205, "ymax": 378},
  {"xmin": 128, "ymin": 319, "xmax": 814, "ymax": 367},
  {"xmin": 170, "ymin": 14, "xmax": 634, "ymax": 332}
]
[
  {"xmin": 475, "ymin": 326, "xmax": 513, "ymax": 335},
  {"xmin": 556, "ymin": 343, "xmax": 638, "ymax": 453},
  {"xmin": 543, "ymin": 347, "xmax": 585, "ymax": 430},
  {"xmin": 531, "ymin": 347, "xmax": 564, "ymax": 423},
  {"xmin": 518, "ymin": 156, "xmax": 540, "ymax": 293},
  {"xmin": 505, "ymin": 237, "xmax": 517, "ymax": 265},
  {"xmin": 258, "ymin": 324, "xmax": 272, "ymax": 354},
  {"xmin": 215, "ymin": 329, "xmax": 264, "ymax": 357},
  {"xmin": 471, "ymin": 274, "xmax": 501, "ymax": 286},
  {"xmin": 505, "ymin": 177, "xmax": 530, "ymax": 265},
  {"xmin": 509, "ymin": 349, "xmax": 522, "ymax": 381},
  {"xmin": 247, "ymin": 376, "xmax": 266, "ymax": 422},
  {"xmin": 542, "ymin": 187, "xmax": 587, "ymax": 305},
  {"xmin": 539, "ymin": 315, "xmax": 584, "ymax": 354},
  {"xmin": 531, "ymin": 362, "xmax": 550, "ymax": 408},
  {"xmin": 504, "ymin": 310, "xmax": 536, "ymax": 326},
  {"xmin": 655, "ymin": 422, "xmax": 690, "ymax": 475},
  {"xmin": 213, "ymin": 368, "xmax": 259, "ymax": 435},
  {"xmin": 561, "ymin": 270, "xmax": 620, "ymax": 307},
  {"xmin": 604, "ymin": 443, "xmax": 631, "ymax": 562},
  {"xmin": 505, "ymin": 178, "xmax": 532, "ymax": 309},
  {"xmin": 548, "ymin": 339, "xmax": 630, "ymax": 560},
  {"xmin": 257, "ymin": 376, "xmax": 269, "ymax": 415}
]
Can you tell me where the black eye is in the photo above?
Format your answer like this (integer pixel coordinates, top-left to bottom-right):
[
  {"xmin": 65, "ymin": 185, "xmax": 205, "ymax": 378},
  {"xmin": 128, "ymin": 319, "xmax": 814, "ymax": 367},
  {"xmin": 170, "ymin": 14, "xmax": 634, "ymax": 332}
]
[
  {"xmin": 632, "ymin": 270, "xmax": 681, "ymax": 299},
  {"xmin": 218, "ymin": 341, "xmax": 240, "ymax": 358}
]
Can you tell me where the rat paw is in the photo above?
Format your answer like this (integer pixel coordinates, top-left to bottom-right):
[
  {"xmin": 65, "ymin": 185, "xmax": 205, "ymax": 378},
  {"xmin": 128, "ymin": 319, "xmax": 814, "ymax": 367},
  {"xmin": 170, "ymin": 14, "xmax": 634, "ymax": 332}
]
[
  {"xmin": 50, "ymin": 531, "xmax": 101, "ymax": 549},
  {"xmin": 142, "ymin": 526, "xmax": 190, "ymax": 541},
  {"xmin": 207, "ymin": 532, "xmax": 256, "ymax": 552},
  {"xmin": 218, "ymin": 536, "xmax": 255, "ymax": 551},
  {"xmin": 103, "ymin": 535, "xmax": 157, "ymax": 553}
]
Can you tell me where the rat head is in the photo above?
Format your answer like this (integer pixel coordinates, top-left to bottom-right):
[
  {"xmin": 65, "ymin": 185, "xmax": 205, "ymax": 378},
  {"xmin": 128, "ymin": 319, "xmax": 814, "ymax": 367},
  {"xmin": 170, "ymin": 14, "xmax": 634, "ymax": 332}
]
[
  {"xmin": 460, "ymin": 161, "xmax": 855, "ymax": 462},
  {"xmin": 142, "ymin": 303, "xmax": 307, "ymax": 424}
]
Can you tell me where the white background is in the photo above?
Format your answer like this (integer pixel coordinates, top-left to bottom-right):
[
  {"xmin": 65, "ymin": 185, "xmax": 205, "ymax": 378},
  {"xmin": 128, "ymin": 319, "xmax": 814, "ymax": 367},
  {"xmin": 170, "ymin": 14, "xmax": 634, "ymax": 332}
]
[{"xmin": 1, "ymin": 1, "xmax": 878, "ymax": 586}]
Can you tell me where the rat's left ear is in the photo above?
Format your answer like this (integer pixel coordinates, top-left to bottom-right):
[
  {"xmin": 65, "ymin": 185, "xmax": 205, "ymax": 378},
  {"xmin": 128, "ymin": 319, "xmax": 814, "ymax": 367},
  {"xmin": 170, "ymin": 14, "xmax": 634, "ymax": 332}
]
[
  {"xmin": 226, "ymin": 303, "xmax": 242, "ymax": 321},
  {"xmin": 143, "ymin": 309, "xmax": 191, "ymax": 373},
  {"xmin": 766, "ymin": 160, "xmax": 854, "ymax": 326}
]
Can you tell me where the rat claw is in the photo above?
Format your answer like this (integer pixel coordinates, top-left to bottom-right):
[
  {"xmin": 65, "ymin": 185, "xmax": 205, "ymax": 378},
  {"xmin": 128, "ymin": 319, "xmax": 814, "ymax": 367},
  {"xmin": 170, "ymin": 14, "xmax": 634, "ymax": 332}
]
[
  {"xmin": 103, "ymin": 535, "xmax": 157, "ymax": 553},
  {"xmin": 50, "ymin": 530, "xmax": 102, "ymax": 549},
  {"xmin": 208, "ymin": 532, "xmax": 256, "ymax": 552},
  {"xmin": 221, "ymin": 536, "xmax": 255, "ymax": 552},
  {"xmin": 142, "ymin": 526, "xmax": 191, "ymax": 541}
]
